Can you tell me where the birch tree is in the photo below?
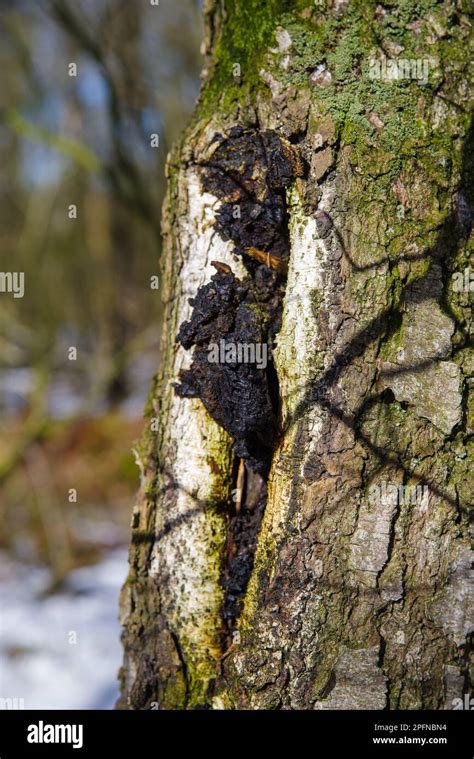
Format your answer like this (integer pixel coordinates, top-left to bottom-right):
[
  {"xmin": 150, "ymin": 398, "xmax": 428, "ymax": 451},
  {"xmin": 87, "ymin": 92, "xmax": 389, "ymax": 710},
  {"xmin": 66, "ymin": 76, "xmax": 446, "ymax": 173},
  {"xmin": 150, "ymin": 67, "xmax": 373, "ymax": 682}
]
[{"xmin": 119, "ymin": 0, "xmax": 473, "ymax": 710}]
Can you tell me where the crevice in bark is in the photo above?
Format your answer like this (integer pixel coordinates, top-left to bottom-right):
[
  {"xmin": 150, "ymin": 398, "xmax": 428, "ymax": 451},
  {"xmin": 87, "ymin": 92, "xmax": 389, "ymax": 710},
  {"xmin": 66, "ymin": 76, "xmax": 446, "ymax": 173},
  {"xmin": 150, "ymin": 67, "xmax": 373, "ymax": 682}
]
[
  {"xmin": 222, "ymin": 466, "xmax": 267, "ymax": 639},
  {"xmin": 460, "ymin": 633, "xmax": 473, "ymax": 699},
  {"xmin": 376, "ymin": 637, "xmax": 389, "ymax": 710},
  {"xmin": 170, "ymin": 630, "xmax": 190, "ymax": 707},
  {"xmin": 174, "ymin": 127, "xmax": 305, "ymax": 641}
]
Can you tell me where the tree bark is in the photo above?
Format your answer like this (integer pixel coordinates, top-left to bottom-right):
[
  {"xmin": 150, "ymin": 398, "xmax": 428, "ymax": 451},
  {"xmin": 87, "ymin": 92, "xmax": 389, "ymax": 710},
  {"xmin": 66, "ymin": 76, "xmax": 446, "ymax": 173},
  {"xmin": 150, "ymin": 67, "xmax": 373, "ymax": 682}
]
[{"xmin": 118, "ymin": 0, "xmax": 473, "ymax": 710}]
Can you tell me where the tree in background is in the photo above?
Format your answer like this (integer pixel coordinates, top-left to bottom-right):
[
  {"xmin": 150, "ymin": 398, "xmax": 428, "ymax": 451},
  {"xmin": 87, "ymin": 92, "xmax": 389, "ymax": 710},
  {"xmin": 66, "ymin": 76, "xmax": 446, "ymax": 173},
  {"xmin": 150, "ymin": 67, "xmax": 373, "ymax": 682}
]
[
  {"xmin": 119, "ymin": 0, "xmax": 472, "ymax": 710},
  {"xmin": 0, "ymin": 0, "xmax": 202, "ymax": 411},
  {"xmin": 0, "ymin": 0, "xmax": 202, "ymax": 576}
]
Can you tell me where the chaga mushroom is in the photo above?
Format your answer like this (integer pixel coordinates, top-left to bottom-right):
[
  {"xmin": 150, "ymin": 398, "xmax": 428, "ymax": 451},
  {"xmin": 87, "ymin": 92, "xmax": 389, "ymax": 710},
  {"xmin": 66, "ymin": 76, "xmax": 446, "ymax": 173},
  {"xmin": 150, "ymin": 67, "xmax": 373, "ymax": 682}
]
[
  {"xmin": 175, "ymin": 129, "xmax": 303, "ymax": 473},
  {"xmin": 174, "ymin": 266, "xmax": 279, "ymax": 473},
  {"xmin": 199, "ymin": 126, "xmax": 304, "ymax": 273}
]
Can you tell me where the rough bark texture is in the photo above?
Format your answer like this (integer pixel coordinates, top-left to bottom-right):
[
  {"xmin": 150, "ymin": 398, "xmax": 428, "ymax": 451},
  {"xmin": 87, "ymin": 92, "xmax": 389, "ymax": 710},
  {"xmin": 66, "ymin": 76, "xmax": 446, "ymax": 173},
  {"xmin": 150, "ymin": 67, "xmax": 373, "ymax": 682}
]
[{"xmin": 119, "ymin": 0, "xmax": 473, "ymax": 710}]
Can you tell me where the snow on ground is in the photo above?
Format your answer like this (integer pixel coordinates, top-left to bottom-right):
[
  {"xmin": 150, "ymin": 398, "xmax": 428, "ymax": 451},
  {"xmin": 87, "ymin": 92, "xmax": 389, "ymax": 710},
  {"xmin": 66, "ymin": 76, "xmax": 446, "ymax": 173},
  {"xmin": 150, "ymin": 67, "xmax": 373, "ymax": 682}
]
[{"xmin": 0, "ymin": 549, "xmax": 128, "ymax": 709}]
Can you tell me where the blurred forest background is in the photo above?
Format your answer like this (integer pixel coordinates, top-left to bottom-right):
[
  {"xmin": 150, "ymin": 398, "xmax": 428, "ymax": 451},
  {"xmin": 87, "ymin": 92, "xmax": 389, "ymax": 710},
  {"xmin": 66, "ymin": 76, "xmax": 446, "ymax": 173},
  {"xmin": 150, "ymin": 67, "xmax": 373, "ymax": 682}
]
[{"xmin": 0, "ymin": 0, "xmax": 202, "ymax": 707}]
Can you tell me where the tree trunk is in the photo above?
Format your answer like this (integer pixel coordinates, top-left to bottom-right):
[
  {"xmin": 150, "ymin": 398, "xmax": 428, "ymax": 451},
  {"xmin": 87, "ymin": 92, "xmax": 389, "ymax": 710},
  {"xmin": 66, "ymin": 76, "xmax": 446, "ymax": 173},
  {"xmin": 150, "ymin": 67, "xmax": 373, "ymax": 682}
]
[{"xmin": 118, "ymin": 0, "xmax": 472, "ymax": 710}]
